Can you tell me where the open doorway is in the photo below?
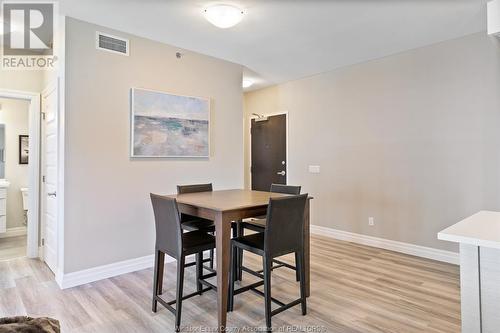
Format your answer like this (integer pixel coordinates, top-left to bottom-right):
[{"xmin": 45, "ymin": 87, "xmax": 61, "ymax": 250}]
[
  {"xmin": 0, "ymin": 98, "xmax": 30, "ymax": 260},
  {"xmin": 0, "ymin": 90, "xmax": 41, "ymax": 261}
]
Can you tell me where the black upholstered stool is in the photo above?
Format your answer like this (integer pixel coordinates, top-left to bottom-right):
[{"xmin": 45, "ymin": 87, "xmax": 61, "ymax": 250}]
[
  {"xmin": 238, "ymin": 184, "xmax": 302, "ymax": 281},
  {"xmin": 150, "ymin": 194, "xmax": 217, "ymax": 332},
  {"xmin": 229, "ymin": 194, "xmax": 308, "ymax": 332}
]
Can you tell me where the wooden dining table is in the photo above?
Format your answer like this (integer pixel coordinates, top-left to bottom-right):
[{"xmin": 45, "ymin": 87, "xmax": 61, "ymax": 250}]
[{"xmin": 166, "ymin": 189, "xmax": 312, "ymax": 331}]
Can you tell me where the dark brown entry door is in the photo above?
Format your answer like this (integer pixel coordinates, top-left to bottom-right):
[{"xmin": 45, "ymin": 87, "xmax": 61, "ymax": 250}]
[{"xmin": 251, "ymin": 114, "xmax": 287, "ymax": 191}]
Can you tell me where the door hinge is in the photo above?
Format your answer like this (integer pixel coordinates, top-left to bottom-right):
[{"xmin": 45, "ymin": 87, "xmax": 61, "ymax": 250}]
[
  {"xmin": 42, "ymin": 175, "xmax": 46, "ymax": 183},
  {"xmin": 42, "ymin": 112, "xmax": 46, "ymax": 120},
  {"xmin": 41, "ymin": 238, "xmax": 45, "ymax": 246}
]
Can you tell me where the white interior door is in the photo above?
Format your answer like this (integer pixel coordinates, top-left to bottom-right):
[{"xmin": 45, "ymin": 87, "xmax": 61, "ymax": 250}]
[{"xmin": 41, "ymin": 82, "xmax": 59, "ymax": 273}]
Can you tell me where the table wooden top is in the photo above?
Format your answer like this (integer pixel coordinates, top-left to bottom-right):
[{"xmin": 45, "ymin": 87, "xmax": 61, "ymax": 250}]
[{"xmin": 166, "ymin": 189, "xmax": 296, "ymax": 212}]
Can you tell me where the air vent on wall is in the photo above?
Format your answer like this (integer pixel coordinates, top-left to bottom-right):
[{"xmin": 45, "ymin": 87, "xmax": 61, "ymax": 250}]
[{"xmin": 96, "ymin": 32, "xmax": 129, "ymax": 56}]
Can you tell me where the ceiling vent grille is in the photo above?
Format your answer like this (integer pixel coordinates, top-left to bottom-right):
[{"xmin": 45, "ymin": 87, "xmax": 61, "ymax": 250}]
[{"xmin": 96, "ymin": 32, "xmax": 129, "ymax": 56}]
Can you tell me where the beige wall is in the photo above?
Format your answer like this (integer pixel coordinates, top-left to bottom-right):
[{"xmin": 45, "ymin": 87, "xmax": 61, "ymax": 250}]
[
  {"xmin": 0, "ymin": 71, "xmax": 43, "ymax": 93},
  {"xmin": 42, "ymin": 15, "xmax": 65, "ymax": 89},
  {"xmin": 244, "ymin": 32, "xmax": 500, "ymax": 252},
  {"xmin": 0, "ymin": 98, "xmax": 29, "ymax": 229},
  {"xmin": 64, "ymin": 18, "xmax": 243, "ymax": 273}
]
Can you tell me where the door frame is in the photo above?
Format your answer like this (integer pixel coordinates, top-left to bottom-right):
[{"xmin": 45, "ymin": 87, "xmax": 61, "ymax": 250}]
[
  {"xmin": 0, "ymin": 88, "xmax": 41, "ymax": 258},
  {"xmin": 248, "ymin": 111, "xmax": 289, "ymax": 190}
]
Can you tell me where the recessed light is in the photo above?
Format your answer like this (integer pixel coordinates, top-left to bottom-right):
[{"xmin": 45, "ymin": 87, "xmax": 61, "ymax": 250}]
[
  {"xmin": 242, "ymin": 79, "xmax": 254, "ymax": 88},
  {"xmin": 204, "ymin": 4, "xmax": 244, "ymax": 29}
]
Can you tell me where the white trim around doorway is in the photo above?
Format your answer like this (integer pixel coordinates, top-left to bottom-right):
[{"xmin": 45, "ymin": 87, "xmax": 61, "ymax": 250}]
[
  {"xmin": 247, "ymin": 111, "xmax": 289, "ymax": 190},
  {"xmin": 0, "ymin": 88, "xmax": 41, "ymax": 259}
]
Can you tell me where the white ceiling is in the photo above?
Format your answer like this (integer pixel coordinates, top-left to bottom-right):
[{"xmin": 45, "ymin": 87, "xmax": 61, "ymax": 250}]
[{"xmin": 58, "ymin": 0, "xmax": 488, "ymax": 91}]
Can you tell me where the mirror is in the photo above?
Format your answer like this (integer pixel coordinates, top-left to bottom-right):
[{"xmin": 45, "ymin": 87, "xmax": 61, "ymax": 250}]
[{"xmin": 0, "ymin": 124, "xmax": 5, "ymax": 179}]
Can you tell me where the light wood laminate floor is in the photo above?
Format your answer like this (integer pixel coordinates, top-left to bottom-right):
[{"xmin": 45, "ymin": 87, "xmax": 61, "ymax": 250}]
[
  {"xmin": 0, "ymin": 236, "xmax": 26, "ymax": 261},
  {"xmin": 0, "ymin": 235, "xmax": 460, "ymax": 332}
]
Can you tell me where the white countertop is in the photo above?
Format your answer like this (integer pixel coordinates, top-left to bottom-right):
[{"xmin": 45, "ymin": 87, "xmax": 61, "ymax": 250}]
[{"xmin": 438, "ymin": 211, "xmax": 500, "ymax": 249}]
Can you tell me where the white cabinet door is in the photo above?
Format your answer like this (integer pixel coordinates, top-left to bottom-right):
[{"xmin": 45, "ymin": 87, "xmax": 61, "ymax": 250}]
[{"xmin": 41, "ymin": 82, "xmax": 59, "ymax": 273}]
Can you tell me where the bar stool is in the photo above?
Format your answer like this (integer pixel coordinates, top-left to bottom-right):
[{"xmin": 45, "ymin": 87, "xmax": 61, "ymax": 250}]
[
  {"xmin": 150, "ymin": 194, "xmax": 216, "ymax": 332},
  {"xmin": 228, "ymin": 194, "xmax": 308, "ymax": 332},
  {"xmin": 177, "ymin": 184, "xmax": 216, "ymax": 269},
  {"xmin": 238, "ymin": 184, "xmax": 302, "ymax": 281}
]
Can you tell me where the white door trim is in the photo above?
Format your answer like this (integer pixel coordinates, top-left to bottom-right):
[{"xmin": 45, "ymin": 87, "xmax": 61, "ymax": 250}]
[
  {"xmin": 0, "ymin": 88, "xmax": 41, "ymax": 258},
  {"xmin": 247, "ymin": 111, "xmax": 289, "ymax": 190}
]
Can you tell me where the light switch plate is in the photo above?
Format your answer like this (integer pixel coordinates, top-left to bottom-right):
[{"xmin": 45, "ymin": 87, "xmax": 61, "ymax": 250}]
[{"xmin": 308, "ymin": 165, "xmax": 320, "ymax": 173}]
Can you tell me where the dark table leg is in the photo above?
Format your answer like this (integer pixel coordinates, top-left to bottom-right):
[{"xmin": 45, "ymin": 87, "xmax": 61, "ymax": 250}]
[
  {"xmin": 304, "ymin": 199, "xmax": 311, "ymax": 297},
  {"xmin": 215, "ymin": 212, "xmax": 231, "ymax": 331}
]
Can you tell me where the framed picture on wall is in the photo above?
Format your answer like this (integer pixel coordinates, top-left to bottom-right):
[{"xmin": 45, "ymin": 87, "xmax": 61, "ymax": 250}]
[
  {"xmin": 19, "ymin": 135, "xmax": 29, "ymax": 164},
  {"xmin": 130, "ymin": 88, "xmax": 210, "ymax": 158}
]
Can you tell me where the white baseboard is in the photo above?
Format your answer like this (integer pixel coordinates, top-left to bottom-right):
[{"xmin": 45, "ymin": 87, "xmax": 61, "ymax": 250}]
[
  {"xmin": 57, "ymin": 226, "xmax": 458, "ymax": 289},
  {"xmin": 56, "ymin": 254, "xmax": 176, "ymax": 289},
  {"xmin": 311, "ymin": 225, "xmax": 459, "ymax": 265},
  {"xmin": 0, "ymin": 226, "xmax": 27, "ymax": 239}
]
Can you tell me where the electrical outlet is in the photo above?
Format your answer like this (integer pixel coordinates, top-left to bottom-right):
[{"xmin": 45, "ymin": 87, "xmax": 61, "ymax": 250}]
[{"xmin": 368, "ymin": 217, "xmax": 375, "ymax": 226}]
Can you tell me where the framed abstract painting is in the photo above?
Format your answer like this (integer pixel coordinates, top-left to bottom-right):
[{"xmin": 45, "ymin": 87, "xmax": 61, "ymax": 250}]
[{"xmin": 130, "ymin": 88, "xmax": 210, "ymax": 158}]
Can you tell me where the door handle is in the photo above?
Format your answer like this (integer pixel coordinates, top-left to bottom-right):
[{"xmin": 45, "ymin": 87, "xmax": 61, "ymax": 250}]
[
  {"xmin": 47, "ymin": 192, "xmax": 57, "ymax": 197},
  {"xmin": 277, "ymin": 171, "xmax": 286, "ymax": 176}
]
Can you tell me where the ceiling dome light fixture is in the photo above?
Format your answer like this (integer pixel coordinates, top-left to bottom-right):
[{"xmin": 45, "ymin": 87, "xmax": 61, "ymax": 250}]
[
  {"xmin": 242, "ymin": 79, "xmax": 254, "ymax": 88},
  {"xmin": 204, "ymin": 4, "xmax": 244, "ymax": 29}
]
